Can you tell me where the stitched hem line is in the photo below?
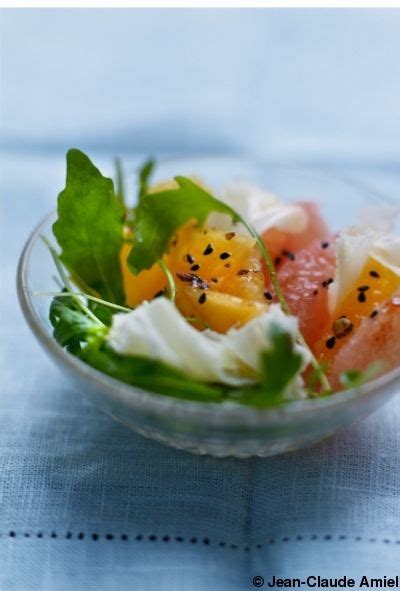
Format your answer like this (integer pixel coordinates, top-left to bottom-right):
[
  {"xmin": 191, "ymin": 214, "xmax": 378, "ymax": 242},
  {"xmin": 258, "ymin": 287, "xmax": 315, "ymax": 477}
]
[{"xmin": 2, "ymin": 531, "xmax": 400, "ymax": 549}]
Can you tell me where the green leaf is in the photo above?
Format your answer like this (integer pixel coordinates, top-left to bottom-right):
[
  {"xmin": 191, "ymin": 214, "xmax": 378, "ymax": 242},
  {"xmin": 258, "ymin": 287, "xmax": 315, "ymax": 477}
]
[
  {"xmin": 49, "ymin": 295, "xmax": 104, "ymax": 351},
  {"xmin": 261, "ymin": 324, "xmax": 303, "ymax": 398},
  {"xmin": 53, "ymin": 149, "xmax": 125, "ymax": 303},
  {"xmin": 232, "ymin": 323, "xmax": 303, "ymax": 407},
  {"xmin": 79, "ymin": 341, "xmax": 226, "ymax": 403},
  {"xmin": 128, "ymin": 176, "xmax": 240, "ymax": 274},
  {"xmin": 138, "ymin": 158, "xmax": 156, "ymax": 201}
]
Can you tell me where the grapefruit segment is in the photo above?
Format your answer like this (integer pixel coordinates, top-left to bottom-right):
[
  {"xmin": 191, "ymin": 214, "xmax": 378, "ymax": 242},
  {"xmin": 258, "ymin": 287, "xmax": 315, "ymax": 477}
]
[
  {"xmin": 264, "ymin": 238, "xmax": 336, "ymax": 347},
  {"xmin": 315, "ymin": 257, "xmax": 400, "ymax": 368},
  {"xmin": 262, "ymin": 201, "xmax": 330, "ymax": 262},
  {"xmin": 329, "ymin": 291, "xmax": 400, "ymax": 389}
]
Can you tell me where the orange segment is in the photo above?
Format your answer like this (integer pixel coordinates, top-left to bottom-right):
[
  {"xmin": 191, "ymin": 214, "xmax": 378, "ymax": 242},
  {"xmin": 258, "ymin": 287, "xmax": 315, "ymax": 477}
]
[
  {"xmin": 177, "ymin": 286, "xmax": 267, "ymax": 333},
  {"xmin": 121, "ymin": 223, "xmax": 268, "ymax": 332},
  {"xmin": 120, "ymin": 242, "xmax": 167, "ymax": 306},
  {"xmin": 315, "ymin": 257, "xmax": 400, "ymax": 367},
  {"xmin": 169, "ymin": 222, "xmax": 261, "ymax": 295}
]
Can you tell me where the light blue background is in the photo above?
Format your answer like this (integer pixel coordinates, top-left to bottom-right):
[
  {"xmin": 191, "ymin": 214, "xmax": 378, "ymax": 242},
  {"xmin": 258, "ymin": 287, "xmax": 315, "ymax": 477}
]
[
  {"xmin": 1, "ymin": 9, "xmax": 400, "ymax": 591},
  {"xmin": 3, "ymin": 9, "xmax": 400, "ymax": 164}
]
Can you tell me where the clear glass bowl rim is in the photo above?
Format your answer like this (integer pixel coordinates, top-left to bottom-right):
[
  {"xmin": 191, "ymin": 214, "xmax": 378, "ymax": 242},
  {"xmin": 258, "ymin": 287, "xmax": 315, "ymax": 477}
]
[{"xmin": 17, "ymin": 161, "xmax": 400, "ymax": 429}]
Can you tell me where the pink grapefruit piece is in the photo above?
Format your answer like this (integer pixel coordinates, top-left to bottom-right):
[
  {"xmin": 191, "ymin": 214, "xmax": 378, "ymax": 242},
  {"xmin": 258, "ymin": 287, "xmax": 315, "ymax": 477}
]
[
  {"xmin": 262, "ymin": 201, "xmax": 330, "ymax": 263},
  {"xmin": 329, "ymin": 291, "xmax": 400, "ymax": 390},
  {"xmin": 270, "ymin": 238, "xmax": 337, "ymax": 347}
]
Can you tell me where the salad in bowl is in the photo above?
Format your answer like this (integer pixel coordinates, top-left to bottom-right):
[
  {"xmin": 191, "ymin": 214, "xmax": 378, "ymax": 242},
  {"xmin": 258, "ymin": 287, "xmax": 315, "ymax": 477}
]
[{"xmin": 18, "ymin": 150, "xmax": 400, "ymax": 456}]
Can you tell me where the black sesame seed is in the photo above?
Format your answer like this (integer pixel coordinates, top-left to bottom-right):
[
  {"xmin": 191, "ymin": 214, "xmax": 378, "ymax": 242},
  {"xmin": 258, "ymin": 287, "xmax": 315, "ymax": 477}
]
[
  {"xmin": 237, "ymin": 269, "xmax": 249, "ymax": 276},
  {"xmin": 190, "ymin": 264, "xmax": 200, "ymax": 272},
  {"xmin": 326, "ymin": 336, "xmax": 336, "ymax": 350},
  {"xmin": 282, "ymin": 249, "xmax": 295, "ymax": 261},
  {"xmin": 264, "ymin": 291, "xmax": 273, "ymax": 301},
  {"xmin": 203, "ymin": 244, "xmax": 214, "ymax": 255},
  {"xmin": 198, "ymin": 293, "xmax": 207, "ymax": 304},
  {"xmin": 220, "ymin": 252, "xmax": 231, "ymax": 260},
  {"xmin": 369, "ymin": 270, "xmax": 380, "ymax": 278},
  {"xmin": 274, "ymin": 256, "xmax": 282, "ymax": 266},
  {"xmin": 211, "ymin": 277, "xmax": 219, "ymax": 283},
  {"xmin": 370, "ymin": 309, "xmax": 379, "ymax": 319},
  {"xmin": 225, "ymin": 232, "xmax": 236, "ymax": 240},
  {"xmin": 224, "ymin": 263, "xmax": 231, "ymax": 269},
  {"xmin": 322, "ymin": 278, "xmax": 334, "ymax": 288},
  {"xmin": 357, "ymin": 285, "xmax": 370, "ymax": 292},
  {"xmin": 185, "ymin": 254, "xmax": 195, "ymax": 264},
  {"xmin": 321, "ymin": 241, "xmax": 330, "ymax": 249},
  {"xmin": 358, "ymin": 292, "xmax": 367, "ymax": 303}
]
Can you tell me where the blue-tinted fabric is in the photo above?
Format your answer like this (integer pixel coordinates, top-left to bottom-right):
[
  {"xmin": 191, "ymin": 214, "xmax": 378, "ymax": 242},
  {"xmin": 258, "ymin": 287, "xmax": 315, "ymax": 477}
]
[{"xmin": 1, "ymin": 9, "xmax": 400, "ymax": 591}]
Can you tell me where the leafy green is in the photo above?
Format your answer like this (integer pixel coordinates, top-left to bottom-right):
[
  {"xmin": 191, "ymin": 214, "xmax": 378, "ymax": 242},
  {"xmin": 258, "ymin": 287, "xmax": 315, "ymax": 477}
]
[
  {"xmin": 87, "ymin": 300, "xmax": 116, "ymax": 326},
  {"xmin": 48, "ymin": 292, "xmax": 224, "ymax": 402},
  {"xmin": 50, "ymin": 150, "xmax": 331, "ymax": 399},
  {"xmin": 128, "ymin": 176, "xmax": 241, "ymax": 274},
  {"xmin": 138, "ymin": 158, "xmax": 156, "ymax": 201},
  {"xmin": 230, "ymin": 323, "xmax": 303, "ymax": 408},
  {"xmin": 79, "ymin": 340, "xmax": 226, "ymax": 402},
  {"xmin": 49, "ymin": 295, "xmax": 105, "ymax": 353},
  {"xmin": 53, "ymin": 149, "xmax": 125, "ymax": 303}
]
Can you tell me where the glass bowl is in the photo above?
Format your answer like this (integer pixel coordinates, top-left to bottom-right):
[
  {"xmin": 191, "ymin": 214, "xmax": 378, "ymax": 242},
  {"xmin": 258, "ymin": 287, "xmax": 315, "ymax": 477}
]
[{"xmin": 17, "ymin": 157, "xmax": 400, "ymax": 457}]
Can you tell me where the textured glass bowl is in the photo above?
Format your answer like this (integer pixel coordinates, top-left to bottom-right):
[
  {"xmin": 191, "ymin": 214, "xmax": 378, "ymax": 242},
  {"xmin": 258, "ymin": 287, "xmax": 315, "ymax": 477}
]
[{"xmin": 17, "ymin": 157, "xmax": 400, "ymax": 457}]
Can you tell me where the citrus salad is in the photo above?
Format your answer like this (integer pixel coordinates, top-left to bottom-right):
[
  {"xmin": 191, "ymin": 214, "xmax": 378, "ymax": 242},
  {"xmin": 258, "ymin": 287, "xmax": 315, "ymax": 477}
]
[{"xmin": 43, "ymin": 150, "xmax": 400, "ymax": 407}]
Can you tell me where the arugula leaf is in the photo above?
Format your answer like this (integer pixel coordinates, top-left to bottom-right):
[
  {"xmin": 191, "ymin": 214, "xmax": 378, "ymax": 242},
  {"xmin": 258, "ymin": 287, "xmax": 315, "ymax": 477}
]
[
  {"xmin": 128, "ymin": 176, "xmax": 240, "ymax": 274},
  {"xmin": 49, "ymin": 295, "xmax": 105, "ymax": 352},
  {"xmin": 53, "ymin": 149, "xmax": 125, "ymax": 303},
  {"xmin": 261, "ymin": 324, "xmax": 303, "ymax": 398},
  {"xmin": 138, "ymin": 158, "xmax": 156, "ymax": 201},
  {"xmin": 79, "ymin": 341, "xmax": 226, "ymax": 403},
  {"xmin": 231, "ymin": 323, "xmax": 303, "ymax": 407},
  {"xmin": 48, "ymin": 291, "xmax": 224, "ymax": 402}
]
